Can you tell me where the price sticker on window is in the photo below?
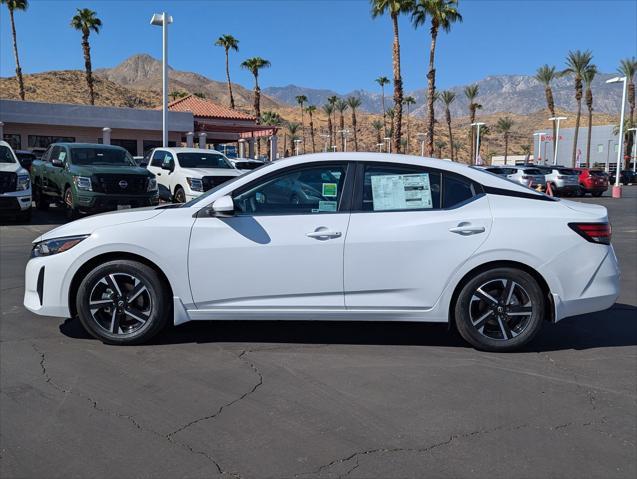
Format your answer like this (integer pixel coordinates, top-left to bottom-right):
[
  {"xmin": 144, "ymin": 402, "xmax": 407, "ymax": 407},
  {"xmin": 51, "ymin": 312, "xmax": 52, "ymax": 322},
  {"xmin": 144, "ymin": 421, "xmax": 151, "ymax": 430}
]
[{"xmin": 322, "ymin": 183, "xmax": 337, "ymax": 197}]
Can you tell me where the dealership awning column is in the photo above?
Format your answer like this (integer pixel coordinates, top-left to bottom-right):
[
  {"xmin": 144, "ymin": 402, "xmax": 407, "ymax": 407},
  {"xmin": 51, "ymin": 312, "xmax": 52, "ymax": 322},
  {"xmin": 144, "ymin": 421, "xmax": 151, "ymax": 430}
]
[
  {"xmin": 238, "ymin": 139, "xmax": 246, "ymax": 158},
  {"xmin": 198, "ymin": 132, "xmax": 207, "ymax": 149},
  {"xmin": 102, "ymin": 127, "xmax": 111, "ymax": 145},
  {"xmin": 0, "ymin": 121, "xmax": 4, "ymax": 139},
  {"xmin": 269, "ymin": 135, "xmax": 278, "ymax": 161},
  {"xmin": 248, "ymin": 139, "xmax": 255, "ymax": 159},
  {"xmin": 186, "ymin": 132, "xmax": 194, "ymax": 147}
]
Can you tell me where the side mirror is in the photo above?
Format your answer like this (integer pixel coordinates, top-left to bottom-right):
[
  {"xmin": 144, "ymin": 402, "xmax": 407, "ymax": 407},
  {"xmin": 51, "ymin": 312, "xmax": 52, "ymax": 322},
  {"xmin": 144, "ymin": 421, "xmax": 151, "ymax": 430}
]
[
  {"xmin": 51, "ymin": 159, "xmax": 64, "ymax": 168},
  {"xmin": 161, "ymin": 159, "xmax": 174, "ymax": 172},
  {"xmin": 210, "ymin": 195, "xmax": 234, "ymax": 217}
]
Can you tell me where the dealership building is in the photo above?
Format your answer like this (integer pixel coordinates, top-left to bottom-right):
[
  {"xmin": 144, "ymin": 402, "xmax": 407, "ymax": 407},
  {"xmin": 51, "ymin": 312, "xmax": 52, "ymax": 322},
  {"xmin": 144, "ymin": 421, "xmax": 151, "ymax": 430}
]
[{"xmin": 0, "ymin": 96, "xmax": 278, "ymax": 158}]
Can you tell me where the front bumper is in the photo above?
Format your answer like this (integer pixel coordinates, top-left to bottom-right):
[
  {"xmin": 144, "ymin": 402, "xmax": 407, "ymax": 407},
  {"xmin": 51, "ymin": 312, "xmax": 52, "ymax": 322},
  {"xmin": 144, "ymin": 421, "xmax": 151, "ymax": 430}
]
[
  {"xmin": 0, "ymin": 191, "xmax": 32, "ymax": 213},
  {"xmin": 76, "ymin": 192, "xmax": 159, "ymax": 212},
  {"xmin": 24, "ymin": 254, "xmax": 72, "ymax": 317}
]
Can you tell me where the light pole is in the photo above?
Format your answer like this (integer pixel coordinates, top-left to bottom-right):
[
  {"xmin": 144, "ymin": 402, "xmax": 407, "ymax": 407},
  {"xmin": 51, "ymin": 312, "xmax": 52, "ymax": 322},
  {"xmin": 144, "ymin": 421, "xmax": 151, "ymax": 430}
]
[
  {"xmin": 384, "ymin": 137, "xmax": 391, "ymax": 154},
  {"xmin": 377, "ymin": 142, "xmax": 384, "ymax": 152},
  {"xmin": 294, "ymin": 139, "xmax": 302, "ymax": 156},
  {"xmin": 607, "ymin": 76, "xmax": 627, "ymax": 198},
  {"xmin": 150, "ymin": 12, "xmax": 173, "ymax": 147},
  {"xmin": 533, "ymin": 132, "xmax": 545, "ymax": 164},
  {"xmin": 471, "ymin": 122, "xmax": 485, "ymax": 165},
  {"xmin": 331, "ymin": 145, "xmax": 337, "ymax": 152},
  {"xmin": 320, "ymin": 133, "xmax": 330, "ymax": 152},
  {"xmin": 549, "ymin": 116, "xmax": 567, "ymax": 165},
  {"xmin": 337, "ymin": 129, "xmax": 350, "ymax": 152},
  {"xmin": 627, "ymin": 127, "xmax": 637, "ymax": 173},
  {"xmin": 416, "ymin": 132, "xmax": 427, "ymax": 156}
]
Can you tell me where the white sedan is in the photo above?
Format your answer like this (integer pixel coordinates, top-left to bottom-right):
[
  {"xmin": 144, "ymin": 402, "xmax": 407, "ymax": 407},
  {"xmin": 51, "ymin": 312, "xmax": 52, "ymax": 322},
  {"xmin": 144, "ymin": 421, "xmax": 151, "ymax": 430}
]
[{"xmin": 24, "ymin": 153, "xmax": 620, "ymax": 351}]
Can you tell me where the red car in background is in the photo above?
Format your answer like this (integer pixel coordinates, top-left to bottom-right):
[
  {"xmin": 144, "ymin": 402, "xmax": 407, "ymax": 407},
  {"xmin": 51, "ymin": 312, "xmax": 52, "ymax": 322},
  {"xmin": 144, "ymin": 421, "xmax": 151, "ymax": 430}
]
[{"xmin": 575, "ymin": 168, "xmax": 609, "ymax": 197}]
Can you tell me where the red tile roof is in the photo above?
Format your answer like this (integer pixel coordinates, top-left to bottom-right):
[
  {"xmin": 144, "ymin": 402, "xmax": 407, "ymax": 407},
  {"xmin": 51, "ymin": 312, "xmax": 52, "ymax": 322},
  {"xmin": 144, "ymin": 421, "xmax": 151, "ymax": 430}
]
[{"xmin": 162, "ymin": 94, "xmax": 256, "ymax": 121}]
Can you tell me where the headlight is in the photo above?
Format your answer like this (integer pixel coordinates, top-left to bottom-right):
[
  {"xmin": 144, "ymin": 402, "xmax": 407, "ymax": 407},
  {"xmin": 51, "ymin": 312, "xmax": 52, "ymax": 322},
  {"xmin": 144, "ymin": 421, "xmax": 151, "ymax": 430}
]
[
  {"xmin": 16, "ymin": 174, "xmax": 30, "ymax": 191},
  {"xmin": 73, "ymin": 176, "xmax": 92, "ymax": 191},
  {"xmin": 147, "ymin": 178, "xmax": 158, "ymax": 192},
  {"xmin": 186, "ymin": 177, "xmax": 203, "ymax": 192},
  {"xmin": 31, "ymin": 235, "xmax": 89, "ymax": 258}
]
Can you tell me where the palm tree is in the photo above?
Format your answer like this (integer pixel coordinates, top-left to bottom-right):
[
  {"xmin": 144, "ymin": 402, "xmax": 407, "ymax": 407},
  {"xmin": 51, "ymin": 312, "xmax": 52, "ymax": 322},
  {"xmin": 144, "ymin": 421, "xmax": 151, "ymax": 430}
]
[
  {"xmin": 70, "ymin": 8, "xmax": 102, "ymax": 105},
  {"xmin": 618, "ymin": 58, "xmax": 637, "ymax": 168},
  {"xmin": 439, "ymin": 90, "xmax": 456, "ymax": 160},
  {"xmin": 287, "ymin": 122, "xmax": 301, "ymax": 155},
  {"xmin": 375, "ymin": 76, "xmax": 391, "ymax": 135},
  {"xmin": 295, "ymin": 95, "xmax": 308, "ymax": 153},
  {"xmin": 534, "ymin": 64, "xmax": 559, "ymax": 156},
  {"xmin": 335, "ymin": 99, "xmax": 349, "ymax": 151},
  {"xmin": 521, "ymin": 144, "xmax": 531, "ymax": 162},
  {"xmin": 347, "ymin": 97, "xmax": 362, "ymax": 152},
  {"xmin": 372, "ymin": 119, "xmax": 384, "ymax": 149},
  {"xmin": 241, "ymin": 57, "xmax": 270, "ymax": 156},
  {"xmin": 583, "ymin": 65, "xmax": 597, "ymax": 168},
  {"xmin": 371, "ymin": 0, "xmax": 414, "ymax": 154},
  {"xmin": 322, "ymin": 103, "xmax": 335, "ymax": 151},
  {"xmin": 327, "ymin": 95, "xmax": 338, "ymax": 144},
  {"xmin": 403, "ymin": 95, "xmax": 416, "ymax": 153},
  {"xmin": 496, "ymin": 116, "xmax": 514, "ymax": 164},
  {"xmin": 214, "ymin": 34, "xmax": 239, "ymax": 109},
  {"xmin": 412, "ymin": 0, "xmax": 462, "ymax": 156},
  {"xmin": 563, "ymin": 49, "xmax": 593, "ymax": 167},
  {"xmin": 306, "ymin": 105, "xmax": 317, "ymax": 153},
  {"xmin": 434, "ymin": 139, "xmax": 447, "ymax": 158},
  {"xmin": 464, "ymin": 84, "xmax": 480, "ymax": 162},
  {"xmin": 2, "ymin": 0, "xmax": 28, "ymax": 100},
  {"xmin": 261, "ymin": 110, "xmax": 283, "ymax": 159}
]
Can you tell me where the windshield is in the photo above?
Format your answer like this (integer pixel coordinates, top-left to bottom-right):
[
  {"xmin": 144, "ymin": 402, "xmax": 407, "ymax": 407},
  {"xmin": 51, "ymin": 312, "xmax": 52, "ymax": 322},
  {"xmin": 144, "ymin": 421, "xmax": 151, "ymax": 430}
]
[
  {"xmin": 0, "ymin": 145, "xmax": 17, "ymax": 164},
  {"xmin": 177, "ymin": 152, "xmax": 232, "ymax": 169},
  {"xmin": 70, "ymin": 147, "xmax": 136, "ymax": 166},
  {"xmin": 523, "ymin": 169, "xmax": 543, "ymax": 175}
]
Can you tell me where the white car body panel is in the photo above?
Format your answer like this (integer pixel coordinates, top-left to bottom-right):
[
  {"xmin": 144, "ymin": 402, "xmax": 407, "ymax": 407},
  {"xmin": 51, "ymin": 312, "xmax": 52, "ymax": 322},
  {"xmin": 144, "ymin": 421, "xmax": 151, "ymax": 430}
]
[
  {"xmin": 24, "ymin": 153, "xmax": 620, "ymax": 330},
  {"xmin": 0, "ymin": 140, "xmax": 32, "ymax": 212}
]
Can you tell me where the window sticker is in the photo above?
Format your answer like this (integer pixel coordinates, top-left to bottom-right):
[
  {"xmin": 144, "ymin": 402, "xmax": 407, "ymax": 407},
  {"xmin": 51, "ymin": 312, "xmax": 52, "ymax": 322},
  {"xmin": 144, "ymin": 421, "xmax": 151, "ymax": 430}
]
[
  {"xmin": 318, "ymin": 200, "xmax": 337, "ymax": 212},
  {"xmin": 322, "ymin": 183, "xmax": 338, "ymax": 197},
  {"xmin": 59, "ymin": 151, "xmax": 67, "ymax": 161},
  {"xmin": 371, "ymin": 173, "xmax": 432, "ymax": 211}
]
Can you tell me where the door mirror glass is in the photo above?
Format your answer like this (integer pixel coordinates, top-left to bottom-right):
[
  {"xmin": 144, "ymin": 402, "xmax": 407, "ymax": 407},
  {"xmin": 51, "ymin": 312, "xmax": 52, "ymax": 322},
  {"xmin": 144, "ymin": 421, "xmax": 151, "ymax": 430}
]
[
  {"xmin": 210, "ymin": 195, "xmax": 235, "ymax": 216},
  {"xmin": 161, "ymin": 159, "xmax": 174, "ymax": 172},
  {"xmin": 51, "ymin": 159, "xmax": 64, "ymax": 168}
]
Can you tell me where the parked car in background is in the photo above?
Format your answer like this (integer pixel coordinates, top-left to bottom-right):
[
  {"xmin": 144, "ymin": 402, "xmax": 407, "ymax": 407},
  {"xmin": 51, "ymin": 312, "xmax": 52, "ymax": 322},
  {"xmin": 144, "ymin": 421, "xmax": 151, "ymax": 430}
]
[
  {"xmin": 0, "ymin": 141, "xmax": 32, "ymax": 221},
  {"xmin": 533, "ymin": 165, "xmax": 581, "ymax": 196},
  {"xmin": 575, "ymin": 168, "xmax": 609, "ymax": 197},
  {"xmin": 24, "ymin": 153, "xmax": 619, "ymax": 351},
  {"xmin": 31, "ymin": 143, "xmax": 159, "ymax": 219},
  {"xmin": 15, "ymin": 150, "xmax": 36, "ymax": 172},
  {"xmin": 609, "ymin": 170, "xmax": 637, "ymax": 186},
  {"xmin": 29, "ymin": 147, "xmax": 48, "ymax": 160},
  {"xmin": 229, "ymin": 157, "xmax": 265, "ymax": 172},
  {"xmin": 146, "ymin": 147, "xmax": 242, "ymax": 203},
  {"xmin": 484, "ymin": 166, "xmax": 546, "ymax": 190}
]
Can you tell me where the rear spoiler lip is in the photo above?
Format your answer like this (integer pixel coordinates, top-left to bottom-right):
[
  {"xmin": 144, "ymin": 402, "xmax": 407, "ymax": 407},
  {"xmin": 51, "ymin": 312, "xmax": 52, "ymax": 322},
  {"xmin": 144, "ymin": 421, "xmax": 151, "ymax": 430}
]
[{"xmin": 483, "ymin": 185, "xmax": 557, "ymax": 202}]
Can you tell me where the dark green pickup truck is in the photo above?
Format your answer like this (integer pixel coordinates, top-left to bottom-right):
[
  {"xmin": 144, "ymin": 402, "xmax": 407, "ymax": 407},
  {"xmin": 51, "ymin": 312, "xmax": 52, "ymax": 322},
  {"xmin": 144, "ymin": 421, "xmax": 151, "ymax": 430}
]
[{"xmin": 31, "ymin": 143, "xmax": 159, "ymax": 217}]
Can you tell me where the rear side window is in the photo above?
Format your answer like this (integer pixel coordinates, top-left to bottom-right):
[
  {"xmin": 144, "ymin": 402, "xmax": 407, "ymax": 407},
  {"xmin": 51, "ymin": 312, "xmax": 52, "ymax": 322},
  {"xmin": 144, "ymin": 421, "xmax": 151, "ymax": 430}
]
[
  {"xmin": 523, "ymin": 169, "xmax": 543, "ymax": 175},
  {"xmin": 558, "ymin": 168, "xmax": 579, "ymax": 175},
  {"xmin": 362, "ymin": 164, "xmax": 441, "ymax": 211},
  {"xmin": 443, "ymin": 175, "xmax": 478, "ymax": 208}
]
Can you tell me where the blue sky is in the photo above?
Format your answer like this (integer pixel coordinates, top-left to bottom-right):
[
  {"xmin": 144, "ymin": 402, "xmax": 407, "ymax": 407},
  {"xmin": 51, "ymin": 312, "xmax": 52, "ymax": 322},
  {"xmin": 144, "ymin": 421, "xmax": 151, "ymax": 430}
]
[{"xmin": 1, "ymin": 0, "xmax": 636, "ymax": 93}]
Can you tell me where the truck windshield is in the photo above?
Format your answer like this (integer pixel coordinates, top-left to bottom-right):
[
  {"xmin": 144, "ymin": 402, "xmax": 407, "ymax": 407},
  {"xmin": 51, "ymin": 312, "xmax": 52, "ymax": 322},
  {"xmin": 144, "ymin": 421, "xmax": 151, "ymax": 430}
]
[
  {"xmin": 0, "ymin": 145, "xmax": 17, "ymax": 164},
  {"xmin": 70, "ymin": 147, "xmax": 136, "ymax": 166},
  {"xmin": 177, "ymin": 153, "xmax": 232, "ymax": 169}
]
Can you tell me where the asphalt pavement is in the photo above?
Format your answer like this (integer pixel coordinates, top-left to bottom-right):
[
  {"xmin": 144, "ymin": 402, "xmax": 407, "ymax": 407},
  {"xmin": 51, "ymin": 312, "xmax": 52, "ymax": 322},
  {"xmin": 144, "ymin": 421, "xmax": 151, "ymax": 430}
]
[{"xmin": 1, "ymin": 189, "xmax": 636, "ymax": 479}]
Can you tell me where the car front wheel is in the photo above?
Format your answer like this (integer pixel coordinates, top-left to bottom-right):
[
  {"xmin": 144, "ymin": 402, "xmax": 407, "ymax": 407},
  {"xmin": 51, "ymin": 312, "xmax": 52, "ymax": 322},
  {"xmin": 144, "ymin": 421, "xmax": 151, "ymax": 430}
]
[
  {"xmin": 454, "ymin": 268, "xmax": 545, "ymax": 352},
  {"xmin": 76, "ymin": 260, "xmax": 170, "ymax": 345}
]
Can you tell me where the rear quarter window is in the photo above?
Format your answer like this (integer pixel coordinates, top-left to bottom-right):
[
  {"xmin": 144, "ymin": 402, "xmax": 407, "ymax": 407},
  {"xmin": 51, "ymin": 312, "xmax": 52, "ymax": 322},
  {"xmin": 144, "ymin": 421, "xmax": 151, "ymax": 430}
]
[{"xmin": 442, "ymin": 174, "xmax": 480, "ymax": 208}]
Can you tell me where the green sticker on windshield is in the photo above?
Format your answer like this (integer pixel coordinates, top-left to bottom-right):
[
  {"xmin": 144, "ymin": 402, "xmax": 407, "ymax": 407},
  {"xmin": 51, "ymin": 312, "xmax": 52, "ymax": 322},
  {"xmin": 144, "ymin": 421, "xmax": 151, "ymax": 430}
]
[
  {"xmin": 322, "ymin": 183, "xmax": 337, "ymax": 197},
  {"xmin": 59, "ymin": 151, "xmax": 66, "ymax": 161}
]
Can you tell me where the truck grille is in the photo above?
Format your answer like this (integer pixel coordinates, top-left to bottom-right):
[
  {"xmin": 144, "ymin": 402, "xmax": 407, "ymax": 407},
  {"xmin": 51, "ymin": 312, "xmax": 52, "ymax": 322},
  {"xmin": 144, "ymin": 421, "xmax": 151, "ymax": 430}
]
[
  {"xmin": 0, "ymin": 172, "xmax": 17, "ymax": 194},
  {"xmin": 201, "ymin": 176, "xmax": 235, "ymax": 192},
  {"xmin": 94, "ymin": 174, "xmax": 148, "ymax": 194}
]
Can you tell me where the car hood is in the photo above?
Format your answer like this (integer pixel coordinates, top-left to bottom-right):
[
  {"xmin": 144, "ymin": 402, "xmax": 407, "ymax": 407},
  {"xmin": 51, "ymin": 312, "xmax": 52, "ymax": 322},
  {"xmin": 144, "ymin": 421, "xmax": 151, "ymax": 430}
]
[
  {"xmin": 34, "ymin": 207, "xmax": 165, "ymax": 243},
  {"xmin": 68, "ymin": 164, "xmax": 153, "ymax": 177},
  {"xmin": 560, "ymin": 199, "xmax": 608, "ymax": 219},
  {"xmin": 0, "ymin": 162, "xmax": 25, "ymax": 174},
  {"xmin": 179, "ymin": 167, "xmax": 242, "ymax": 178}
]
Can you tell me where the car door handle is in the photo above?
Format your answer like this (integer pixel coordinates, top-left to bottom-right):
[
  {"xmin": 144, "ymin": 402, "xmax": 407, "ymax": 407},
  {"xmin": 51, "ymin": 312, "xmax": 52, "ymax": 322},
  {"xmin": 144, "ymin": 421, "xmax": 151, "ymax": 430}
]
[
  {"xmin": 449, "ymin": 223, "xmax": 486, "ymax": 235},
  {"xmin": 306, "ymin": 229, "xmax": 342, "ymax": 239},
  {"xmin": 157, "ymin": 172, "xmax": 161, "ymax": 176}
]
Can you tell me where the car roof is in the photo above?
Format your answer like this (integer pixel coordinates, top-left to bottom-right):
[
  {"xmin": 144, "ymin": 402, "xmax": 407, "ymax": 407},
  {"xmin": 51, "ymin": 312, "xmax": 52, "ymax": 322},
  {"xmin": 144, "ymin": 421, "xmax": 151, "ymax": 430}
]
[
  {"xmin": 0, "ymin": 140, "xmax": 12, "ymax": 149},
  {"xmin": 155, "ymin": 147, "xmax": 226, "ymax": 155},
  {"xmin": 53, "ymin": 142, "xmax": 127, "ymax": 150}
]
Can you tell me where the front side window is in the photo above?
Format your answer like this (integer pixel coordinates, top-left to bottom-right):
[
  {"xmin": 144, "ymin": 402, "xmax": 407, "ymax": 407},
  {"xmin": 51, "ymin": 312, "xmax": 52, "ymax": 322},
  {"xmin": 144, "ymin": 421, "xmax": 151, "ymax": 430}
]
[
  {"xmin": 149, "ymin": 150, "xmax": 166, "ymax": 167},
  {"xmin": 70, "ymin": 147, "xmax": 135, "ymax": 166},
  {"xmin": 49, "ymin": 146, "xmax": 63, "ymax": 162},
  {"xmin": 177, "ymin": 152, "xmax": 232, "ymax": 169},
  {"xmin": 0, "ymin": 145, "xmax": 17, "ymax": 164},
  {"xmin": 233, "ymin": 163, "xmax": 348, "ymax": 215}
]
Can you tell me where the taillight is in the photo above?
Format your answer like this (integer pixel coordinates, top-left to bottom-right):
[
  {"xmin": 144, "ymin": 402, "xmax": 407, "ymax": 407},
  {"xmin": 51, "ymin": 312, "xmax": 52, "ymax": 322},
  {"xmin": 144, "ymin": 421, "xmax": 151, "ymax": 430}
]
[{"xmin": 568, "ymin": 222, "xmax": 611, "ymax": 245}]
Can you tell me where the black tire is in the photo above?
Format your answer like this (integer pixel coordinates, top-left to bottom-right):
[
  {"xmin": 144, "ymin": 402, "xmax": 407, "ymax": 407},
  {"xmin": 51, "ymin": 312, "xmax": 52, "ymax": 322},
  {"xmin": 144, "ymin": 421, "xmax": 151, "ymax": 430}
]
[
  {"xmin": 63, "ymin": 187, "xmax": 78, "ymax": 220},
  {"xmin": 173, "ymin": 186, "xmax": 186, "ymax": 203},
  {"xmin": 35, "ymin": 185, "xmax": 49, "ymax": 210},
  {"xmin": 592, "ymin": 191, "xmax": 603, "ymax": 197},
  {"xmin": 454, "ymin": 267, "xmax": 545, "ymax": 352},
  {"xmin": 76, "ymin": 260, "xmax": 170, "ymax": 345},
  {"xmin": 578, "ymin": 186, "xmax": 586, "ymax": 197}
]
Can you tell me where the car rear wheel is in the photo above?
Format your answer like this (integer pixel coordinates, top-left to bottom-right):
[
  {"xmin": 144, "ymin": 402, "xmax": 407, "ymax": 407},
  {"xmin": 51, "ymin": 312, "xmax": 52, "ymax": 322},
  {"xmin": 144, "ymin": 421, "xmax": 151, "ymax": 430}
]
[
  {"xmin": 454, "ymin": 268, "xmax": 545, "ymax": 352},
  {"xmin": 64, "ymin": 187, "xmax": 78, "ymax": 220},
  {"xmin": 592, "ymin": 191, "xmax": 603, "ymax": 197},
  {"xmin": 76, "ymin": 260, "xmax": 170, "ymax": 345},
  {"xmin": 173, "ymin": 186, "xmax": 186, "ymax": 203}
]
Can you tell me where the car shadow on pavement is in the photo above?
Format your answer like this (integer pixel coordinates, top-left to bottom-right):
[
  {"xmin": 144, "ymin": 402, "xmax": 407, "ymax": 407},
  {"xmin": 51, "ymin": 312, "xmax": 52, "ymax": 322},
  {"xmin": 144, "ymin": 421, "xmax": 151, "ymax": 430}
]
[{"xmin": 59, "ymin": 304, "xmax": 637, "ymax": 352}]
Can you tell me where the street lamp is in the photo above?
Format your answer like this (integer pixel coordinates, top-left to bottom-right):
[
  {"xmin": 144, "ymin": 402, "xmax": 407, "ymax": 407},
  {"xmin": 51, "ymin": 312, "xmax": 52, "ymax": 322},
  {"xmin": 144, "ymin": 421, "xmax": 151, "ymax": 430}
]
[
  {"xmin": 548, "ymin": 116, "xmax": 567, "ymax": 165},
  {"xmin": 337, "ymin": 129, "xmax": 350, "ymax": 152},
  {"xmin": 331, "ymin": 145, "xmax": 337, "ymax": 152},
  {"xmin": 606, "ymin": 76, "xmax": 627, "ymax": 198},
  {"xmin": 533, "ymin": 132, "xmax": 546, "ymax": 164},
  {"xmin": 376, "ymin": 142, "xmax": 384, "ymax": 152},
  {"xmin": 416, "ymin": 132, "xmax": 427, "ymax": 156},
  {"xmin": 471, "ymin": 122, "xmax": 485, "ymax": 165},
  {"xmin": 627, "ymin": 127, "xmax": 637, "ymax": 173},
  {"xmin": 320, "ymin": 133, "xmax": 331, "ymax": 152},
  {"xmin": 293, "ymin": 139, "xmax": 302, "ymax": 156},
  {"xmin": 384, "ymin": 137, "xmax": 391, "ymax": 154},
  {"xmin": 150, "ymin": 12, "xmax": 173, "ymax": 147}
]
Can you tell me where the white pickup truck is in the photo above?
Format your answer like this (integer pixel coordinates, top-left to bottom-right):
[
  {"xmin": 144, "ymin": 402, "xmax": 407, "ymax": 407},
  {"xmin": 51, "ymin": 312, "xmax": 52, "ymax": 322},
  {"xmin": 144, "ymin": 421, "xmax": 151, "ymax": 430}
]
[{"xmin": 0, "ymin": 140, "xmax": 32, "ymax": 221}]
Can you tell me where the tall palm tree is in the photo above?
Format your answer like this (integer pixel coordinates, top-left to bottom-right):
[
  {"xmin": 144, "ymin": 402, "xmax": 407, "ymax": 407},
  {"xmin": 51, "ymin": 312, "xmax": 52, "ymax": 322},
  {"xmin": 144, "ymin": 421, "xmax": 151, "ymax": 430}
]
[
  {"xmin": 295, "ymin": 95, "xmax": 308, "ymax": 153},
  {"xmin": 496, "ymin": 116, "xmax": 514, "ymax": 165},
  {"xmin": 403, "ymin": 95, "xmax": 416, "ymax": 153},
  {"xmin": 327, "ymin": 95, "xmax": 338, "ymax": 144},
  {"xmin": 335, "ymin": 99, "xmax": 349, "ymax": 151},
  {"xmin": 434, "ymin": 139, "xmax": 447, "ymax": 158},
  {"xmin": 521, "ymin": 144, "xmax": 531, "ymax": 163},
  {"xmin": 534, "ymin": 64, "xmax": 558, "ymax": 156},
  {"xmin": 322, "ymin": 103, "xmax": 335, "ymax": 151},
  {"xmin": 371, "ymin": 0, "xmax": 413, "ymax": 154},
  {"xmin": 287, "ymin": 122, "xmax": 302, "ymax": 155},
  {"xmin": 306, "ymin": 105, "xmax": 317, "ymax": 153},
  {"xmin": 563, "ymin": 49, "xmax": 593, "ymax": 167},
  {"xmin": 241, "ymin": 57, "xmax": 270, "ymax": 156},
  {"xmin": 412, "ymin": 0, "xmax": 462, "ymax": 156},
  {"xmin": 70, "ymin": 8, "xmax": 102, "ymax": 105},
  {"xmin": 464, "ymin": 84, "xmax": 480, "ymax": 162},
  {"xmin": 261, "ymin": 110, "xmax": 283, "ymax": 160},
  {"xmin": 2, "ymin": 0, "xmax": 28, "ymax": 100},
  {"xmin": 618, "ymin": 57, "xmax": 637, "ymax": 168},
  {"xmin": 439, "ymin": 90, "xmax": 456, "ymax": 160},
  {"xmin": 375, "ymin": 76, "xmax": 391, "ymax": 135},
  {"xmin": 347, "ymin": 97, "xmax": 362, "ymax": 152},
  {"xmin": 372, "ymin": 120, "xmax": 384, "ymax": 149},
  {"xmin": 214, "ymin": 34, "xmax": 239, "ymax": 109},
  {"xmin": 583, "ymin": 65, "xmax": 597, "ymax": 168}
]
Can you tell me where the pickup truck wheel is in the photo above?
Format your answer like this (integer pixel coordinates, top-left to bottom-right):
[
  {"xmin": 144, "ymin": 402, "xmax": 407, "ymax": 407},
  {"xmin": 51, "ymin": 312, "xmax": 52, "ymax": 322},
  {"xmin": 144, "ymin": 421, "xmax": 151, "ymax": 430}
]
[
  {"xmin": 64, "ymin": 187, "xmax": 78, "ymax": 220},
  {"xmin": 173, "ymin": 186, "xmax": 186, "ymax": 203},
  {"xmin": 35, "ymin": 186, "xmax": 49, "ymax": 210}
]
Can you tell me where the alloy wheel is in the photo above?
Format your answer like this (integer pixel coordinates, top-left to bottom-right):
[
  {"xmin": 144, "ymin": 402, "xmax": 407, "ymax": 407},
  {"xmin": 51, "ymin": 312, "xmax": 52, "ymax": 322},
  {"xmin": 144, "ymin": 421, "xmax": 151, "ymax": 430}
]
[
  {"xmin": 468, "ymin": 278, "xmax": 533, "ymax": 341},
  {"xmin": 88, "ymin": 273, "xmax": 153, "ymax": 335}
]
